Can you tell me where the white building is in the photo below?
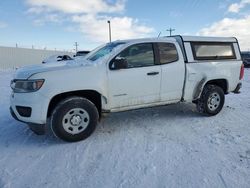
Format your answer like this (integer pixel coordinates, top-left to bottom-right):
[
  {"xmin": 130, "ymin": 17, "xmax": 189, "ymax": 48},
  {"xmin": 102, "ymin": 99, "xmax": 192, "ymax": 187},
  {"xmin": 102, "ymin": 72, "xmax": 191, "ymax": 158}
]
[{"xmin": 0, "ymin": 46, "xmax": 74, "ymax": 69}]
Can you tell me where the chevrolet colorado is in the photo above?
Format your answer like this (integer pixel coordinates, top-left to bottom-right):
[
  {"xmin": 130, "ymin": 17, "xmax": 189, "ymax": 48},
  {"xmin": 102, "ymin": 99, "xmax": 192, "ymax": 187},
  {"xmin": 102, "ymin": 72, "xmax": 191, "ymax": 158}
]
[{"xmin": 10, "ymin": 36, "xmax": 244, "ymax": 142}]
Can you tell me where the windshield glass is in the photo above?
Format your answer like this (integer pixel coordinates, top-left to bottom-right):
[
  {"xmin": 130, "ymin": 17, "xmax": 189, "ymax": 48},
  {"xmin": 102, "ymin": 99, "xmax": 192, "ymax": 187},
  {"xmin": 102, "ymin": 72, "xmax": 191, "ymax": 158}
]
[{"xmin": 87, "ymin": 42, "xmax": 125, "ymax": 61}]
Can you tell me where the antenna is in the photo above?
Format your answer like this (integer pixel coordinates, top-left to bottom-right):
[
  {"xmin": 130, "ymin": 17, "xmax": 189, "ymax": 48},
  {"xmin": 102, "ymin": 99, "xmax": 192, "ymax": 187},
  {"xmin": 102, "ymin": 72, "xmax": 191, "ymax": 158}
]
[{"xmin": 157, "ymin": 32, "xmax": 162, "ymax": 38}]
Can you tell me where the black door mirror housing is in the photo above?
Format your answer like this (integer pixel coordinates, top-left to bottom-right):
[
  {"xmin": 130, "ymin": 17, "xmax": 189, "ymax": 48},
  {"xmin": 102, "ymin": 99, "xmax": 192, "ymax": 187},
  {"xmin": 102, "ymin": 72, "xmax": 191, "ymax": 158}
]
[{"xmin": 112, "ymin": 58, "xmax": 128, "ymax": 70}]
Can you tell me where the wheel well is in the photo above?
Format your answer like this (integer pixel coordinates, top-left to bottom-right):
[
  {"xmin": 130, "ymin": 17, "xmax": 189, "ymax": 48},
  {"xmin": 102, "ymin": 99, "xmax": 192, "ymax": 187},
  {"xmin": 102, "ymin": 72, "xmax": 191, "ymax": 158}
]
[
  {"xmin": 47, "ymin": 90, "xmax": 102, "ymax": 118},
  {"xmin": 205, "ymin": 79, "xmax": 228, "ymax": 94}
]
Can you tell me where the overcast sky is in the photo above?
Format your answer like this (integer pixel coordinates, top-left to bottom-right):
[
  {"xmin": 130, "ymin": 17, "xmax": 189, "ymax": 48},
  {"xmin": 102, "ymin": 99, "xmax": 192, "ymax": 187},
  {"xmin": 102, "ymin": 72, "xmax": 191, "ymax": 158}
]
[{"xmin": 0, "ymin": 0, "xmax": 249, "ymax": 51}]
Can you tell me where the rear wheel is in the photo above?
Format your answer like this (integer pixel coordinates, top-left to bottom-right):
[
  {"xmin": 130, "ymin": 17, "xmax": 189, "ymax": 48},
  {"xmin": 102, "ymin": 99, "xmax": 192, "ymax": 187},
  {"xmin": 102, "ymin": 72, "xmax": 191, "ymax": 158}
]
[
  {"xmin": 51, "ymin": 97, "xmax": 99, "ymax": 142},
  {"xmin": 196, "ymin": 84, "xmax": 225, "ymax": 116}
]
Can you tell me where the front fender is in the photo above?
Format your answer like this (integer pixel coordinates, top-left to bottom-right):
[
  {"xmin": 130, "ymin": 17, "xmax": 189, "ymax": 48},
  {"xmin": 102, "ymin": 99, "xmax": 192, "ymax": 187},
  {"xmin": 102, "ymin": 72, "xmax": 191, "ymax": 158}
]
[{"xmin": 30, "ymin": 64, "xmax": 108, "ymax": 100}]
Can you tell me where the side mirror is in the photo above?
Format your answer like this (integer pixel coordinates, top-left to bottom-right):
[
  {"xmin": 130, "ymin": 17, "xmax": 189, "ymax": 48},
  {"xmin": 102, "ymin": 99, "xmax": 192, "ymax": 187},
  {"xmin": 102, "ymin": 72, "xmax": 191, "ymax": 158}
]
[{"xmin": 112, "ymin": 58, "xmax": 128, "ymax": 70}]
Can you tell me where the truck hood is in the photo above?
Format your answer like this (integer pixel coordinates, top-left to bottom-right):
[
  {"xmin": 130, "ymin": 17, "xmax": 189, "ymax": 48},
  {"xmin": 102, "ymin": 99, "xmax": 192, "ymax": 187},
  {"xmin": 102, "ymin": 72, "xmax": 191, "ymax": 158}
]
[{"xmin": 14, "ymin": 59, "xmax": 94, "ymax": 79}]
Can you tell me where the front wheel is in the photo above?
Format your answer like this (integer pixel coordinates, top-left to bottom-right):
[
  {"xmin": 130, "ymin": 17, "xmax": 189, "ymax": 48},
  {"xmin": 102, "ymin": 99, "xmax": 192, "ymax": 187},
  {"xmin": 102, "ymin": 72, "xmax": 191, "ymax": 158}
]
[
  {"xmin": 51, "ymin": 97, "xmax": 99, "ymax": 142},
  {"xmin": 196, "ymin": 84, "xmax": 225, "ymax": 116}
]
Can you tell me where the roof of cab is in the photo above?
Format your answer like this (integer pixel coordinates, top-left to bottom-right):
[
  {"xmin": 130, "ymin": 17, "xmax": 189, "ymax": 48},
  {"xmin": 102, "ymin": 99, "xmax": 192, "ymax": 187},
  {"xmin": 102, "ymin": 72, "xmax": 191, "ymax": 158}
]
[
  {"xmin": 114, "ymin": 35, "xmax": 238, "ymax": 44},
  {"xmin": 115, "ymin": 37, "xmax": 177, "ymax": 44}
]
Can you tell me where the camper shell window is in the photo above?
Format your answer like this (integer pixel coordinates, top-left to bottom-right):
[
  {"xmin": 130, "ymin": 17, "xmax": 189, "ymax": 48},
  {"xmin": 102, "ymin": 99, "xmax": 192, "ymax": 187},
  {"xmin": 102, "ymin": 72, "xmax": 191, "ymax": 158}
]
[{"xmin": 191, "ymin": 42, "xmax": 236, "ymax": 60}]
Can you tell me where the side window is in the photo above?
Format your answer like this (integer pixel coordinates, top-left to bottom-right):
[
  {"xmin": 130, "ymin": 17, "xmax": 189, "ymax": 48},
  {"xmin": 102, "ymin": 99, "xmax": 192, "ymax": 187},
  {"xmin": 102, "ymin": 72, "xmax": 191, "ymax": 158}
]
[
  {"xmin": 191, "ymin": 42, "xmax": 236, "ymax": 60},
  {"xmin": 158, "ymin": 43, "xmax": 178, "ymax": 64},
  {"xmin": 111, "ymin": 43, "xmax": 155, "ymax": 69}
]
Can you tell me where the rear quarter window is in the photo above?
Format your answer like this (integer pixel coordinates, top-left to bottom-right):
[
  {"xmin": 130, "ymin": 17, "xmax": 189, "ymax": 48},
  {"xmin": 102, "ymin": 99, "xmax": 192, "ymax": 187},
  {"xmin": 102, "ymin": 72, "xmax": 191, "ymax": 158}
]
[
  {"xmin": 191, "ymin": 42, "xmax": 236, "ymax": 60},
  {"xmin": 157, "ymin": 43, "xmax": 178, "ymax": 64}
]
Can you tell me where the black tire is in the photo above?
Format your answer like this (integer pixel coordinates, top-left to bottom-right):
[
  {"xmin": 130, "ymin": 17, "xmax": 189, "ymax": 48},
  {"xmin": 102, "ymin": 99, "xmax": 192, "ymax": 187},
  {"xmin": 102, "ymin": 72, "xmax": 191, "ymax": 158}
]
[
  {"xmin": 196, "ymin": 84, "xmax": 225, "ymax": 116},
  {"xmin": 51, "ymin": 97, "xmax": 99, "ymax": 142}
]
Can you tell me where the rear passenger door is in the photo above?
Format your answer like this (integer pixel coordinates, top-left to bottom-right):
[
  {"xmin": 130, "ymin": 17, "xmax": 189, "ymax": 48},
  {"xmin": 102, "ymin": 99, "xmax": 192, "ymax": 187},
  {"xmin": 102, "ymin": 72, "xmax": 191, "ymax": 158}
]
[{"xmin": 158, "ymin": 42, "xmax": 185, "ymax": 102}]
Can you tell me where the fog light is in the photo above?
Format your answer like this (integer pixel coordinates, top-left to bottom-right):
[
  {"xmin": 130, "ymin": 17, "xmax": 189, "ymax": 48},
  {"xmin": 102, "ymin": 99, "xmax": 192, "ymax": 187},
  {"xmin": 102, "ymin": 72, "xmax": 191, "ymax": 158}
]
[{"xmin": 16, "ymin": 106, "xmax": 32, "ymax": 117}]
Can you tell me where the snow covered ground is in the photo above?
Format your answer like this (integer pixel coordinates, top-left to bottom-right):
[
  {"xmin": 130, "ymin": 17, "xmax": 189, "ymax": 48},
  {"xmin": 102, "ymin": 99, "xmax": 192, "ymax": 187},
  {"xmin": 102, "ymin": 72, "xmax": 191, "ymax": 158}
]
[{"xmin": 0, "ymin": 69, "xmax": 250, "ymax": 188}]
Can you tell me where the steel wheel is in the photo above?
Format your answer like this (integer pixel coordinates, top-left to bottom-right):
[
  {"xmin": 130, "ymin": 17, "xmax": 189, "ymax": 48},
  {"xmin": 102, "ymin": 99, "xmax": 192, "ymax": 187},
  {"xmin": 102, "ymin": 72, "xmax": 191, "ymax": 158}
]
[
  {"xmin": 62, "ymin": 108, "xmax": 90, "ymax": 134},
  {"xmin": 207, "ymin": 92, "xmax": 221, "ymax": 111},
  {"xmin": 51, "ymin": 97, "xmax": 99, "ymax": 142}
]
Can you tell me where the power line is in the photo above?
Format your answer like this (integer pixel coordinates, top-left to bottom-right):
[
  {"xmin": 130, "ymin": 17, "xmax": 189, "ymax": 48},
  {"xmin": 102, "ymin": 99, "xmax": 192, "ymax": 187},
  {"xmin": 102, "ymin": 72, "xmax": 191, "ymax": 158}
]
[{"xmin": 166, "ymin": 28, "xmax": 175, "ymax": 36}]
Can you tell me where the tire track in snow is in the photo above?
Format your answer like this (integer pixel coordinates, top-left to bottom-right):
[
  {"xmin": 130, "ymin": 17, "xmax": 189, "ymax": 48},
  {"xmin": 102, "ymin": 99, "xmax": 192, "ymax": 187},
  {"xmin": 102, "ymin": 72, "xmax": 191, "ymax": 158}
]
[
  {"xmin": 218, "ymin": 173, "xmax": 228, "ymax": 188},
  {"xmin": 0, "ymin": 178, "xmax": 5, "ymax": 188}
]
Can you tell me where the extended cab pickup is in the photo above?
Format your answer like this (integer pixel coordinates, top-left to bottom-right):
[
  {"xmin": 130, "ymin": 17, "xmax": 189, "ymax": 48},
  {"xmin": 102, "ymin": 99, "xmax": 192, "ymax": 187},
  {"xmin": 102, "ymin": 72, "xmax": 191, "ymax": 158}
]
[{"xmin": 10, "ymin": 36, "xmax": 244, "ymax": 142}]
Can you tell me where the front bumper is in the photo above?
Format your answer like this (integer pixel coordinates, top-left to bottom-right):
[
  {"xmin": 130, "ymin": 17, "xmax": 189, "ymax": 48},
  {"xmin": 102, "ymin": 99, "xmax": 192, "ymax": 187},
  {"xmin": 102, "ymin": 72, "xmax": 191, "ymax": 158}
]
[
  {"xmin": 10, "ymin": 106, "xmax": 23, "ymax": 123},
  {"xmin": 10, "ymin": 91, "xmax": 49, "ymax": 125},
  {"xmin": 10, "ymin": 106, "xmax": 46, "ymax": 135}
]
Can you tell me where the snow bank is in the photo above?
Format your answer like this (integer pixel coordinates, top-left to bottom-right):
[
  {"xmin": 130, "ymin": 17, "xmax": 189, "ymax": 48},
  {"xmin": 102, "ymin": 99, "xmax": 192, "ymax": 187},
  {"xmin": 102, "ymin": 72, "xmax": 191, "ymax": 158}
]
[{"xmin": 0, "ymin": 69, "xmax": 250, "ymax": 188}]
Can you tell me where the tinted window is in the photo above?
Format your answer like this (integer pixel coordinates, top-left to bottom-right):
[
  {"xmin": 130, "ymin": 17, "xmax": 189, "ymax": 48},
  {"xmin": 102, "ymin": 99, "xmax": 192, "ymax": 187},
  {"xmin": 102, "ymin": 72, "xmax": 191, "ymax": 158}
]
[
  {"xmin": 158, "ymin": 43, "xmax": 178, "ymax": 64},
  {"xmin": 191, "ymin": 42, "xmax": 236, "ymax": 60},
  {"xmin": 114, "ymin": 43, "xmax": 155, "ymax": 68}
]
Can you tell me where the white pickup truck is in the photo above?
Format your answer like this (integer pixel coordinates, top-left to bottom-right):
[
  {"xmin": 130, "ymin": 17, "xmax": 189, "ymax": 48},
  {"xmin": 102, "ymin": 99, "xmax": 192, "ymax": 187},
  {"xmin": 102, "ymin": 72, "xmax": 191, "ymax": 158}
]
[{"xmin": 10, "ymin": 36, "xmax": 244, "ymax": 142}]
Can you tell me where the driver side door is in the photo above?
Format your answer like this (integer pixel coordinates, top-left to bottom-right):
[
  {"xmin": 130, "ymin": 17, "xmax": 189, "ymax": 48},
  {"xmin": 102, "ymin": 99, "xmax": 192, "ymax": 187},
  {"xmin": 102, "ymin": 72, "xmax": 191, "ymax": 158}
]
[{"xmin": 108, "ymin": 43, "xmax": 161, "ymax": 110}]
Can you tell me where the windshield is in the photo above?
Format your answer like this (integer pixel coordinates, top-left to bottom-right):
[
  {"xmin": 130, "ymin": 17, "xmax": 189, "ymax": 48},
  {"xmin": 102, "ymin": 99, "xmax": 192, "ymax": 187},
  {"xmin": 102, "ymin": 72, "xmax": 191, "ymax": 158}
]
[{"xmin": 87, "ymin": 42, "xmax": 126, "ymax": 61}]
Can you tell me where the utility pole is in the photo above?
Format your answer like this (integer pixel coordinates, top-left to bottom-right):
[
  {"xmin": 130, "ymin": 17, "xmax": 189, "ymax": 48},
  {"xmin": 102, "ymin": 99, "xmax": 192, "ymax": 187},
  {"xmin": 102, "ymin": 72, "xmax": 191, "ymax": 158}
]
[
  {"xmin": 74, "ymin": 42, "xmax": 79, "ymax": 53},
  {"xmin": 166, "ymin": 28, "xmax": 175, "ymax": 36},
  {"xmin": 107, "ymin": 20, "xmax": 112, "ymax": 43}
]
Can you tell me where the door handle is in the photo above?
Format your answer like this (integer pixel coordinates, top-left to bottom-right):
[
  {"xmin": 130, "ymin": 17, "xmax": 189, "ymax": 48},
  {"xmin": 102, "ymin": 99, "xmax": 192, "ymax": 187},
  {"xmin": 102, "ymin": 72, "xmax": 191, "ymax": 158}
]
[{"xmin": 147, "ymin": 71, "xmax": 159, "ymax": 76}]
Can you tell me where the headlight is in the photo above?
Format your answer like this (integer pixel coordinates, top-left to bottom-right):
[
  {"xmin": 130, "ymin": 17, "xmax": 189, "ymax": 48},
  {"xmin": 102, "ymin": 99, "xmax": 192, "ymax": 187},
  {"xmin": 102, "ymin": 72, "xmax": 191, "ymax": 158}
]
[{"xmin": 10, "ymin": 79, "xmax": 45, "ymax": 93}]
